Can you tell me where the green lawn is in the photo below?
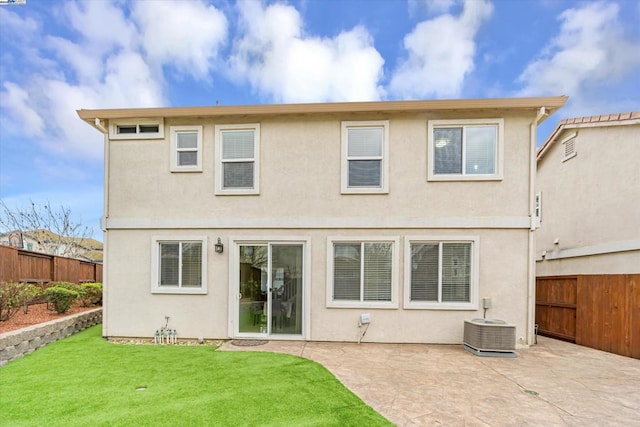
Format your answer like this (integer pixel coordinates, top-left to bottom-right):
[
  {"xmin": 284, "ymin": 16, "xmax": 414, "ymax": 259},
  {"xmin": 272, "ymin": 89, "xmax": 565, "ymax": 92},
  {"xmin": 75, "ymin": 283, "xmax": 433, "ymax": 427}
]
[{"xmin": 0, "ymin": 326, "xmax": 391, "ymax": 426}]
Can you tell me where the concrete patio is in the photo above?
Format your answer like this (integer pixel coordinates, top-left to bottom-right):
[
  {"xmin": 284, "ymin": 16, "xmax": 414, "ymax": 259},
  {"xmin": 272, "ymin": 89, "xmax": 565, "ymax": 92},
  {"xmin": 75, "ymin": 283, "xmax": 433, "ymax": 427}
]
[{"xmin": 219, "ymin": 337, "xmax": 640, "ymax": 426}]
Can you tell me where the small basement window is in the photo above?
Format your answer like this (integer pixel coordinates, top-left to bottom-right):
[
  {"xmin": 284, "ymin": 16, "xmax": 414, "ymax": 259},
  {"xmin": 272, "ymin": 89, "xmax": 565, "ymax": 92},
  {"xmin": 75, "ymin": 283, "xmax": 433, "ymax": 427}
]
[{"xmin": 110, "ymin": 119, "xmax": 164, "ymax": 140}]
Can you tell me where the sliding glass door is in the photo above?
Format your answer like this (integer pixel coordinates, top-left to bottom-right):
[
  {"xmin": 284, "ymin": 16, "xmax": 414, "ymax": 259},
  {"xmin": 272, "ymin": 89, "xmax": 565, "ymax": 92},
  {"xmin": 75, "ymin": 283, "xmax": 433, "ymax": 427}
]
[{"xmin": 237, "ymin": 243, "xmax": 303, "ymax": 336}]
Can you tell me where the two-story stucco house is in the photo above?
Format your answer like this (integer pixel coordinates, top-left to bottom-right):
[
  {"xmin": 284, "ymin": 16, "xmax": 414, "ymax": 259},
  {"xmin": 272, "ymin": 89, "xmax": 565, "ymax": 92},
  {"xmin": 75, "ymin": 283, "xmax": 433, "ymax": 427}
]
[
  {"xmin": 77, "ymin": 96, "xmax": 566, "ymax": 346},
  {"xmin": 536, "ymin": 112, "xmax": 640, "ymax": 275}
]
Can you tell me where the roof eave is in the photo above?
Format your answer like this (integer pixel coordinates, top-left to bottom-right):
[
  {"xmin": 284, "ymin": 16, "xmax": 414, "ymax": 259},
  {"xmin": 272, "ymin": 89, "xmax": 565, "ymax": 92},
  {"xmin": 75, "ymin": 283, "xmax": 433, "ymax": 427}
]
[{"xmin": 77, "ymin": 96, "xmax": 568, "ymax": 134}]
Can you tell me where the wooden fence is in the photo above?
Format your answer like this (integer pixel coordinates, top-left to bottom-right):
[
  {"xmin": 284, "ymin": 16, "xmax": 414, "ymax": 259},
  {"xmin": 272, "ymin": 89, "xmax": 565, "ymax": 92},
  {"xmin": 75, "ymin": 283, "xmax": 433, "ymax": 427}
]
[
  {"xmin": 536, "ymin": 275, "xmax": 640, "ymax": 359},
  {"xmin": 0, "ymin": 244, "xmax": 102, "ymax": 285}
]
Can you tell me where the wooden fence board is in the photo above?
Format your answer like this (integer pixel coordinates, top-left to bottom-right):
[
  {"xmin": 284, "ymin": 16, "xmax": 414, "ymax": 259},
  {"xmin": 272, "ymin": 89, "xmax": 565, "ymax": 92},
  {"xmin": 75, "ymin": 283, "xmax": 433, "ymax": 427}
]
[
  {"xmin": 0, "ymin": 245, "xmax": 19, "ymax": 283},
  {"xmin": 0, "ymin": 244, "xmax": 102, "ymax": 285},
  {"xmin": 537, "ymin": 274, "xmax": 640, "ymax": 359}
]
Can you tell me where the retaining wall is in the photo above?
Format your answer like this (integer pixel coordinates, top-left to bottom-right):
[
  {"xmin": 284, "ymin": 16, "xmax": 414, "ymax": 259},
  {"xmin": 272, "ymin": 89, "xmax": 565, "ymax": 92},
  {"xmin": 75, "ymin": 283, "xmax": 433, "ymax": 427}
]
[{"xmin": 0, "ymin": 308, "xmax": 102, "ymax": 366}]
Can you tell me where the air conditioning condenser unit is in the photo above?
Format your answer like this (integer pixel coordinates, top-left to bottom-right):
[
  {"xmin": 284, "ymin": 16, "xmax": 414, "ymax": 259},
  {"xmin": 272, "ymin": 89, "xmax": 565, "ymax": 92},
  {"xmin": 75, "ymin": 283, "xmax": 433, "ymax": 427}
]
[{"xmin": 463, "ymin": 319, "xmax": 516, "ymax": 358}]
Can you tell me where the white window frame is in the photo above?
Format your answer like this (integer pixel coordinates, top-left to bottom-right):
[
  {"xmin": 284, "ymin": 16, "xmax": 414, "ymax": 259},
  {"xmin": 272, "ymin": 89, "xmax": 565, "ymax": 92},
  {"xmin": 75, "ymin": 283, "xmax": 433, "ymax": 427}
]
[
  {"xmin": 404, "ymin": 236, "xmax": 479, "ymax": 310},
  {"xmin": 109, "ymin": 118, "xmax": 164, "ymax": 140},
  {"xmin": 151, "ymin": 236, "xmax": 208, "ymax": 294},
  {"xmin": 427, "ymin": 118, "xmax": 504, "ymax": 181},
  {"xmin": 341, "ymin": 120, "xmax": 389, "ymax": 194},
  {"xmin": 561, "ymin": 132, "xmax": 577, "ymax": 162},
  {"xmin": 326, "ymin": 236, "xmax": 399, "ymax": 309},
  {"xmin": 170, "ymin": 125, "xmax": 203, "ymax": 172},
  {"xmin": 215, "ymin": 123, "xmax": 260, "ymax": 195}
]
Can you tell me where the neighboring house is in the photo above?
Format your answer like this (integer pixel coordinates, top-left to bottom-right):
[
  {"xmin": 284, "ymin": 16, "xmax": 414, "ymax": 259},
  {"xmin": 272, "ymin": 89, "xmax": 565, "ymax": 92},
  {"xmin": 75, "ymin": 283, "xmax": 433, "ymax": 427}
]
[
  {"xmin": 536, "ymin": 112, "xmax": 640, "ymax": 274},
  {"xmin": 0, "ymin": 229, "xmax": 103, "ymax": 263},
  {"xmin": 77, "ymin": 96, "xmax": 566, "ymax": 345}
]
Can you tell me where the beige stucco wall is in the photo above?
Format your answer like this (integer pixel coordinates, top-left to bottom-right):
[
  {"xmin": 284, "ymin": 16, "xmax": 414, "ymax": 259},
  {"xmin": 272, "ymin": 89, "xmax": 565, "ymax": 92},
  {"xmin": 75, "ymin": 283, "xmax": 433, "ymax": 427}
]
[
  {"xmin": 106, "ymin": 112, "xmax": 533, "ymax": 221},
  {"xmin": 536, "ymin": 124, "xmax": 640, "ymax": 276},
  {"xmin": 536, "ymin": 251, "xmax": 640, "ymax": 276},
  {"xmin": 103, "ymin": 228, "xmax": 530, "ymax": 345},
  {"xmin": 103, "ymin": 109, "xmax": 538, "ymax": 345}
]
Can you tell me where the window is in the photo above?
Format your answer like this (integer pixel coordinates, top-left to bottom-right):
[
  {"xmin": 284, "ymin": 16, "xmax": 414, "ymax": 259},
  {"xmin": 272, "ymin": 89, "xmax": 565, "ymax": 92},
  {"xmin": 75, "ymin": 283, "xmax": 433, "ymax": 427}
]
[
  {"xmin": 215, "ymin": 124, "xmax": 260, "ymax": 195},
  {"xmin": 341, "ymin": 121, "xmax": 389, "ymax": 194},
  {"xmin": 327, "ymin": 237, "xmax": 398, "ymax": 308},
  {"xmin": 561, "ymin": 132, "xmax": 577, "ymax": 162},
  {"xmin": 109, "ymin": 118, "xmax": 164, "ymax": 140},
  {"xmin": 404, "ymin": 236, "xmax": 478, "ymax": 309},
  {"xmin": 534, "ymin": 192, "xmax": 542, "ymax": 228},
  {"xmin": 151, "ymin": 236, "xmax": 207, "ymax": 294},
  {"xmin": 170, "ymin": 126, "xmax": 202, "ymax": 172},
  {"xmin": 428, "ymin": 119, "xmax": 503, "ymax": 181}
]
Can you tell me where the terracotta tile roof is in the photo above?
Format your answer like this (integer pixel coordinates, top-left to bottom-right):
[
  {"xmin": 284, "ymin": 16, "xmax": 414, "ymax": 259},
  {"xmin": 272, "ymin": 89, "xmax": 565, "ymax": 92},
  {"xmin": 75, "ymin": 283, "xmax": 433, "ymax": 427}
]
[
  {"xmin": 538, "ymin": 111, "xmax": 640, "ymax": 161},
  {"xmin": 558, "ymin": 111, "xmax": 640, "ymax": 125}
]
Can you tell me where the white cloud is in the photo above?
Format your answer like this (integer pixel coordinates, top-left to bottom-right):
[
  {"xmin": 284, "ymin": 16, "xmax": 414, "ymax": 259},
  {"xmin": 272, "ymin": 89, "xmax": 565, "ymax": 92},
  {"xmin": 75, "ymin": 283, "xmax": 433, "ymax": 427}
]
[
  {"xmin": 517, "ymin": 1, "xmax": 640, "ymax": 97},
  {"xmin": 0, "ymin": 82, "xmax": 44, "ymax": 137},
  {"xmin": 390, "ymin": 0, "xmax": 493, "ymax": 99},
  {"xmin": 409, "ymin": 0, "xmax": 458, "ymax": 15},
  {"xmin": 64, "ymin": 0, "xmax": 137, "ymax": 53},
  {"xmin": 229, "ymin": 2, "xmax": 384, "ymax": 103},
  {"xmin": 133, "ymin": 0, "xmax": 228, "ymax": 80}
]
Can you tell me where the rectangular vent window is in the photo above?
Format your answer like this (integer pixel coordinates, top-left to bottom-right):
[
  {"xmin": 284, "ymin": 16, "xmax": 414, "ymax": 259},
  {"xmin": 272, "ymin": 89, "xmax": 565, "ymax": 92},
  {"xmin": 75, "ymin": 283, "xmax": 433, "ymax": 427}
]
[
  {"xmin": 117, "ymin": 125, "xmax": 137, "ymax": 134},
  {"xmin": 110, "ymin": 119, "xmax": 164, "ymax": 140},
  {"xmin": 139, "ymin": 124, "xmax": 160, "ymax": 133}
]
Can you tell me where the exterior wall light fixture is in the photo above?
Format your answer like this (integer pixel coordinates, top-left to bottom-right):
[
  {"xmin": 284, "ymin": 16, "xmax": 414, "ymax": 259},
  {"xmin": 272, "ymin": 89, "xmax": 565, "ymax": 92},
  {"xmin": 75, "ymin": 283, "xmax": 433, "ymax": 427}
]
[{"xmin": 215, "ymin": 238, "xmax": 224, "ymax": 254}]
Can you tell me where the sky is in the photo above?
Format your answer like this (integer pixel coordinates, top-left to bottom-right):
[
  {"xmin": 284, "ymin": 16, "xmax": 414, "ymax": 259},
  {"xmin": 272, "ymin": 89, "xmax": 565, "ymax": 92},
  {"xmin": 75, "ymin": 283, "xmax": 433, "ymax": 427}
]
[{"xmin": 0, "ymin": 0, "xmax": 639, "ymax": 241}]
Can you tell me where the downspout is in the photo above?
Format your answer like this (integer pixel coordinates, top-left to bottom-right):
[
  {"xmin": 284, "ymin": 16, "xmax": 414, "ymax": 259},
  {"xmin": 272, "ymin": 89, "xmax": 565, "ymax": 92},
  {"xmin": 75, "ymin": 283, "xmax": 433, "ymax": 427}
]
[
  {"xmin": 527, "ymin": 107, "xmax": 547, "ymax": 346},
  {"xmin": 95, "ymin": 118, "xmax": 110, "ymax": 337}
]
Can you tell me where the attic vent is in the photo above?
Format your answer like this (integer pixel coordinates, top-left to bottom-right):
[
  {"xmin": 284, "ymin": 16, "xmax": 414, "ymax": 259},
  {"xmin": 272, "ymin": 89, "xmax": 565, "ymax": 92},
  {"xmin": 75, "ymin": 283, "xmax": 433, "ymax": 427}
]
[{"xmin": 561, "ymin": 132, "xmax": 577, "ymax": 162}]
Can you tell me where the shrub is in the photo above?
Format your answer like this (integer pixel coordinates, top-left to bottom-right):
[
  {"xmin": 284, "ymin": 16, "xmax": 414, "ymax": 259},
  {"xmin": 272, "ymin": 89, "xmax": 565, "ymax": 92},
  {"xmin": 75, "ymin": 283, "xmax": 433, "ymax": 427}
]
[
  {"xmin": 44, "ymin": 286, "xmax": 79, "ymax": 314},
  {"xmin": 0, "ymin": 282, "xmax": 40, "ymax": 321},
  {"xmin": 79, "ymin": 283, "xmax": 102, "ymax": 306}
]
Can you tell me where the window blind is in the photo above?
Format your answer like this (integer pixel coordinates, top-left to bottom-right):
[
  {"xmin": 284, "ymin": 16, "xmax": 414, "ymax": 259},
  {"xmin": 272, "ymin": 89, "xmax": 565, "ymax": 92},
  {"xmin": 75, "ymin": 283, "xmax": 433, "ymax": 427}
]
[
  {"xmin": 181, "ymin": 242, "xmax": 202, "ymax": 287},
  {"xmin": 347, "ymin": 127, "xmax": 383, "ymax": 187},
  {"xmin": 333, "ymin": 243, "xmax": 361, "ymax": 300},
  {"xmin": 434, "ymin": 128, "xmax": 462, "ymax": 174},
  {"xmin": 347, "ymin": 128, "xmax": 382, "ymax": 157},
  {"xmin": 160, "ymin": 243, "xmax": 179, "ymax": 286},
  {"xmin": 223, "ymin": 162, "xmax": 254, "ymax": 189},
  {"xmin": 441, "ymin": 242, "xmax": 471, "ymax": 302},
  {"xmin": 465, "ymin": 126, "xmax": 496, "ymax": 175},
  {"xmin": 410, "ymin": 243, "xmax": 439, "ymax": 301},
  {"xmin": 222, "ymin": 130, "xmax": 254, "ymax": 159},
  {"xmin": 348, "ymin": 160, "xmax": 381, "ymax": 187},
  {"xmin": 363, "ymin": 243, "xmax": 392, "ymax": 301}
]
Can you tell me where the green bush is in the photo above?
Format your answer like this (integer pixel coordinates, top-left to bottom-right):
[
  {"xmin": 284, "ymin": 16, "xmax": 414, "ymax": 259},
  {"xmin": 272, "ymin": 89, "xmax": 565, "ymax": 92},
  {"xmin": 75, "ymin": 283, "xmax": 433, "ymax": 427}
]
[
  {"xmin": 44, "ymin": 287, "xmax": 79, "ymax": 314},
  {"xmin": 79, "ymin": 283, "xmax": 102, "ymax": 306},
  {"xmin": 0, "ymin": 282, "xmax": 41, "ymax": 321}
]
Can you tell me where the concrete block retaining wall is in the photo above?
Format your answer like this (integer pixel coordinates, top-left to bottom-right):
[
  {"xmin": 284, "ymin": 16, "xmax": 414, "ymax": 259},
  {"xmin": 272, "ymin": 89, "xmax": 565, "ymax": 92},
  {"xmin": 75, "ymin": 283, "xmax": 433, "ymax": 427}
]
[{"xmin": 0, "ymin": 308, "xmax": 102, "ymax": 366}]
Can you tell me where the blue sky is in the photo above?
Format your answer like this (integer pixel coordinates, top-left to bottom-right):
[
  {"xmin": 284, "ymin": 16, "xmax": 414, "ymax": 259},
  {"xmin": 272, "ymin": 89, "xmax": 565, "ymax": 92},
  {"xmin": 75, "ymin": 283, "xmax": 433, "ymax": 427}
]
[{"xmin": 1, "ymin": 0, "xmax": 639, "ymax": 241}]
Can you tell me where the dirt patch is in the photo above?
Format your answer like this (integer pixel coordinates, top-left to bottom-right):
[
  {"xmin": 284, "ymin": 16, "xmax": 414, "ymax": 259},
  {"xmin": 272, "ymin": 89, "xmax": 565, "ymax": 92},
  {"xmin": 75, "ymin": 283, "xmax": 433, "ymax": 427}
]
[{"xmin": 0, "ymin": 302, "xmax": 99, "ymax": 334}]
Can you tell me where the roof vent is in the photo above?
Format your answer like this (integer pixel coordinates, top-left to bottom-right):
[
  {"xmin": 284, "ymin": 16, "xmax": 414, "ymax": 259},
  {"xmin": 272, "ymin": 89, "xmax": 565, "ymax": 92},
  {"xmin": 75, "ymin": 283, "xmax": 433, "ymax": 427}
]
[{"xmin": 561, "ymin": 132, "xmax": 577, "ymax": 162}]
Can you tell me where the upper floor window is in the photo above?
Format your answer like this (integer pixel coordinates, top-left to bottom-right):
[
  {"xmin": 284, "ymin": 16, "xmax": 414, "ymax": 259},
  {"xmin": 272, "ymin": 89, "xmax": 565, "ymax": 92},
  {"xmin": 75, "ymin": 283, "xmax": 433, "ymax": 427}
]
[
  {"xmin": 151, "ymin": 236, "xmax": 208, "ymax": 295},
  {"xmin": 404, "ymin": 236, "xmax": 478, "ymax": 310},
  {"xmin": 428, "ymin": 119, "xmax": 503, "ymax": 181},
  {"xmin": 170, "ymin": 126, "xmax": 202, "ymax": 172},
  {"xmin": 327, "ymin": 237, "xmax": 399, "ymax": 309},
  {"xmin": 109, "ymin": 118, "xmax": 164, "ymax": 140},
  {"xmin": 215, "ymin": 124, "xmax": 260, "ymax": 195},
  {"xmin": 341, "ymin": 121, "xmax": 389, "ymax": 194}
]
